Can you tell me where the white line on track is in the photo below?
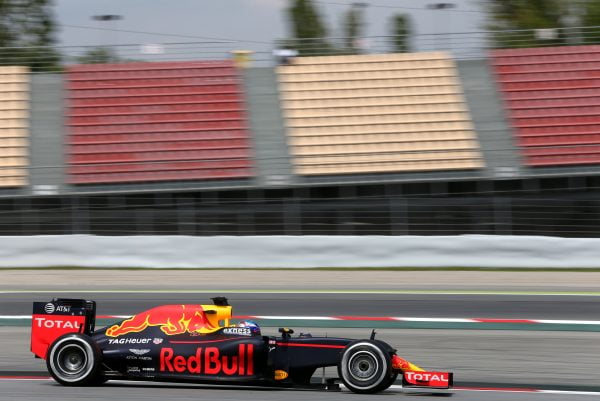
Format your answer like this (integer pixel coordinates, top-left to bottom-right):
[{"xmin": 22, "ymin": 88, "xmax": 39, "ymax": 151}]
[
  {"xmin": 388, "ymin": 385, "xmax": 600, "ymax": 396},
  {"xmin": 0, "ymin": 315, "xmax": 30, "ymax": 319},
  {"xmin": 536, "ymin": 320, "xmax": 600, "ymax": 325},
  {"xmin": 2, "ymin": 315, "xmax": 600, "ymax": 326},
  {"xmin": 1, "ymin": 289, "xmax": 599, "ymax": 296},
  {"xmin": 250, "ymin": 315, "xmax": 339, "ymax": 320},
  {"xmin": 1, "ymin": 379, "xmax": 598, "ymax": 396},
  {"xmin": 538, "ymin": 390, "xmax": 600, "ymax": 396},
  {"xmin": 0, "ymin": 377, "xmax": 51, "ymax": 381},
  {"xmin": 98, "ymin": 315, "xmax": 131, "ymax": 319},
  {"xmin": 394, "ymin": 317, "xmax": 475, "ymax": 322}
]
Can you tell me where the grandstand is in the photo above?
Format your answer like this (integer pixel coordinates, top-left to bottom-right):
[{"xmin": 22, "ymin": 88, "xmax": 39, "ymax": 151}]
[
  {"xmin": 66, "ymin": 60, "xmax": 253, "ymax": 184},
  {"xmin": 0, "ymin": 44, "xmax": 599, "ymax": 236},
  {"xmin": 0, "ymin": 66, "xmax": 29, "ymax": 188},
  {"xmin": 492, "ymin": 45, "xmax": 600, "ymax": 167},
  {"xmin": 277, "ymin": 52, "xmax": 483, "ymax": 175}
]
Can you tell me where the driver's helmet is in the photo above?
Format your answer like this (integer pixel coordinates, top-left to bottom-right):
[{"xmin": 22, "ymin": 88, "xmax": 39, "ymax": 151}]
[{"xmin": 238, "ymin": 320, "xmax": 260, "ymax": 334}]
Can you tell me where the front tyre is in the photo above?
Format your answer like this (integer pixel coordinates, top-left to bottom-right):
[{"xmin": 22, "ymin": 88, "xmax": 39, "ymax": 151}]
[
  {"xmin": 338, "ymin": 341, "xmax": 394, "ymax": 394},
  {"xmin": 46, "ymin": 333, "xmax": 101, "ymax": 386}
]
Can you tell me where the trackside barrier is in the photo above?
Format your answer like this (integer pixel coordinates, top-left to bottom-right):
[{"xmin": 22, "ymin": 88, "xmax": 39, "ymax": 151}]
[{"xmin": 0, "ymin": 235, "xmax": 599, "ymax": 268}]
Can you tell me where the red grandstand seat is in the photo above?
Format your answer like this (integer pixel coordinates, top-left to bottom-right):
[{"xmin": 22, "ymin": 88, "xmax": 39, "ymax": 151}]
[
  {"xmin": 70, "ymin": 159, "xmax": 252, "ymax": 175},
  {"xmin": 70, "ymin": 168, "xmax": 253, "ymax": 184},
  {"xmin": 519, "ymin": 134, "xmax": 600, "ymax": 147},
  {"xmin": 491, "ymin": 45, "xmax": 600, "ymax": 167},
  {"xmin": 66, "ymin": 60, "xmax": 253, "ymax": 184},
  {"xmin": 70, "ymin": 130, "xmax": 247, "ymax": 145}
]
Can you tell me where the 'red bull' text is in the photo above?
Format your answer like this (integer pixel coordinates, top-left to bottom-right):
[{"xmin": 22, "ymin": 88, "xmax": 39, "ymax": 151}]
[{"xmin": 160, "ymin": 344, "xmax": 254, "ymax": 376}]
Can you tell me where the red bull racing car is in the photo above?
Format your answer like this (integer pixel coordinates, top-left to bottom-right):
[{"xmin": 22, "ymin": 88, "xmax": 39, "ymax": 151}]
[{"xmin": 30, "ymin": 297, "xmax": 452, "ymax": 394}]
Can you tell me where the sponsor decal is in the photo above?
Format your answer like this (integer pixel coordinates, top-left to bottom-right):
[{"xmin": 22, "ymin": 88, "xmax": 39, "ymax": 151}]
[
  {"xmin": 153, "ymin": 338, "xmax": 163, "ymax": 345},
  {"xmin": 127, "ymin": 366, "xmax": 141, "ymax": 373},
  {"xmin": 129, "ymin": 348, "xmax": 150, "ymax": 355},
  {"xmin": 160, "ymin": 344, "xmax": 254, "ymax": 376},
  {"xmin": 142, "ymin": 367, "xmax": 155, "ymax": 372},
  {"xmin": 274, "ymin": 370, "xmax": 288, "ymax": 381},
  {"xmin": 403, "ymin": 371, "xmax": 450, "ymax": 388},
  {"xmin": 126, "ymin": 355, "xmax": 152, "ymax": 361},
  {"xmin": 30, "ymin": 313, "xmax": 86, "ymax": 360},
  {"xmin": 33, "ymin": 317, "xmax": 80, "ymax": 330},
  {"xmin": 44, "ymin": 304, "xmax": 71, "ymax": 314},
  {"xmin": 44, "ymin": 303, "xmax": 55, "ymax": 314},
  {"xmin": 222, "ymin": 327, "xmax": 252, "ymax": 336},
  {"xmin": 108, "ymin": 338, "xmax": 151, "ymax": 345},
  {"xmin": 105, "ymin": 305, "xmax": 216, "ymax": 337}
]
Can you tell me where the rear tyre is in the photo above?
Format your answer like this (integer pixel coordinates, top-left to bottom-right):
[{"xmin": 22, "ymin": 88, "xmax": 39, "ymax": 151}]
[
  {"xmin": 338, "ymin": 341, "xmax": 394, "ymax": 394},
  {"xmin": 46, "ymin": 333, "xmax": 101, "ymax": 386}
]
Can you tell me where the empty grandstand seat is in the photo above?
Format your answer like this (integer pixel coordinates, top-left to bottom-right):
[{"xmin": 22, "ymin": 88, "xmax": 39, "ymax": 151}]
[
  {"xmin": 277, "ymin": 52, "xmax": 483, "ymax": 175},
  {"xmin": 66, "ymin": 61, "xmax": 253, "ymax": 184},
  {"xmin": 491, "ymin": 45, "xmax": 600, "ymax": 167},
  {"xmin": 0, "ymin": 66, "xmax": 29, "ymax": 187}
]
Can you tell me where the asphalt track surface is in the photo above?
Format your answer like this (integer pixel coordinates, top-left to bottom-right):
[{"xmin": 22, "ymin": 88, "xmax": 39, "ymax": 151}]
[
  {"xmin": 2, "ymin": 379, "xmax": 600, "ymax": 401},
  {"xmin": 2, "ymin": 270, "xmax": 600, "ymax": 400},
  {"xmin": 2, "ymin": 293, "xmax": 600, "ymax": 320},
  {"xmin": 3, "ymin": 270, "xmax": 600, "ymax": 293},
  {"xmin": 3, "ymin": 326, "xmax": 599, "ymax": 388}
]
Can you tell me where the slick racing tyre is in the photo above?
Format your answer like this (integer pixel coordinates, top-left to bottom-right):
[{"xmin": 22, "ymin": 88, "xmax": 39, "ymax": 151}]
[
  {"xmin": 46, "ymin": 333, "xmax": 101, "ymax": 386},
  {"xmin": 338, "ymin": 341, "xmax": 394, "ymax": 394}
]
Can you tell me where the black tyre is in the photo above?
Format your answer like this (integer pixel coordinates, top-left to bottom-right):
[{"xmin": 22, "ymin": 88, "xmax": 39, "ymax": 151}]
[
  {"xmin": 337, "ymin": 341, "xmax": 394, "ymax": 394},
  {"xmin": 46, "ymin": 333, "xmax": 101, "ymax": 386},
  {"xmin": 383, "ymin": 371, "xmax": 399, "ymax": 389}
]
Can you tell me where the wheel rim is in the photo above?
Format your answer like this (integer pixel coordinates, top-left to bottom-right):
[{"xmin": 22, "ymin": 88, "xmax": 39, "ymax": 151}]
[
  {"xmin": 56, "ymin": 344, "xmax": 87, "ymax": 376},
  {"xmin": 340, "ymin": 342, "xmax": 390, "ymax": 392},
  {"xmin": 49, "ymin": 337, "xmax": 95, "ymax": 383},
  {"xmin": 348, "ymin": 351, "xmax": 379, "ymax": 382}
]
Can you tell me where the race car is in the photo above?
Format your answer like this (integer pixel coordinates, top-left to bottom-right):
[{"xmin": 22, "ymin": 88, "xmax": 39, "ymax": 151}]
[{"xmin": 30, "ymin": 297, "xmax": 452, "ymax": 394}]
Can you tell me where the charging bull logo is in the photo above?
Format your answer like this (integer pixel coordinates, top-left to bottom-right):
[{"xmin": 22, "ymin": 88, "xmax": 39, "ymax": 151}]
[
  {"xmin": 392, "ymin": 355, "xmax": 424, "ymax": 372},
  {"xmin": 106, "ymin": 305, "xmax": 215, "ymax": 337}
]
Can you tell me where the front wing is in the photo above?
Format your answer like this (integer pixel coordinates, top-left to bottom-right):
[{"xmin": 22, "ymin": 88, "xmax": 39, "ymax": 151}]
[{"xmin": 402, "ymin": 371, "xmax": 453, "ymax": 389}]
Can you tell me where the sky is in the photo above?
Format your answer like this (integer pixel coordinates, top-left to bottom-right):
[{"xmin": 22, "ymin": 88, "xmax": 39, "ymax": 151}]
[{"xmin": 53, "ymin": 0, "xmax": 489, "ymax": 63}]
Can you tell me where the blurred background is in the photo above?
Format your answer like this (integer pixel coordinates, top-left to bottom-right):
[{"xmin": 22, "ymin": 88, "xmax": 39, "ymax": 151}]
[{"xmin": 1, "ymin": 0, "xmax": 600, "ymax": 237}]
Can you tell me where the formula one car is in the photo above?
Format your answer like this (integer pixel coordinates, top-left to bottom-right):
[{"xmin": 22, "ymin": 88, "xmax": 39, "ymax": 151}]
[{"xmin": 31, "ymin": 297, "xmax": 452, "ymax": 394}]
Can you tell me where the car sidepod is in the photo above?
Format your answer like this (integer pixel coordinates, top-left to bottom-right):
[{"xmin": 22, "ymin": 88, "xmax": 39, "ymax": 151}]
[
  {"xmin": 267, "ymin": 336, "xmax": 352, "ymax": 385},
  {"xmin": 93, "ymin": 326, "xmax": 268, "ymax": 383}
]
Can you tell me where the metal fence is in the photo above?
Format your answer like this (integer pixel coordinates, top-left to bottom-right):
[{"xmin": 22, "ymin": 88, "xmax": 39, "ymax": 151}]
[
  {"xmin": 2, "ymin": 25, "xmax": 600, "ymax": 71},
  {"xmin": 2, "ymin": 178, "xmax": 600, "ymax": 237},
  {"xmin": 1, "ymin": 27, "xmax": 600, "ymax": 236}
]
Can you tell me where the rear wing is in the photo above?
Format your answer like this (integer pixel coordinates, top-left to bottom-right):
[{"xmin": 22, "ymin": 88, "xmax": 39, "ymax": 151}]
[{"xmin": 31, "ymin": 298, "xmax": 96, "ymax": 359}]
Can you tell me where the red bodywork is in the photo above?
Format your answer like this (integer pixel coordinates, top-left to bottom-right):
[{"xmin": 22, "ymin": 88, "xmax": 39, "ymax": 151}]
[
  {"xmin": 403, "ymin": 371, "xmax": 453, "ymax": 389},
  {"xmin": 30, "ymin": 313, "xmax": 86, "ymax": 359}
]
